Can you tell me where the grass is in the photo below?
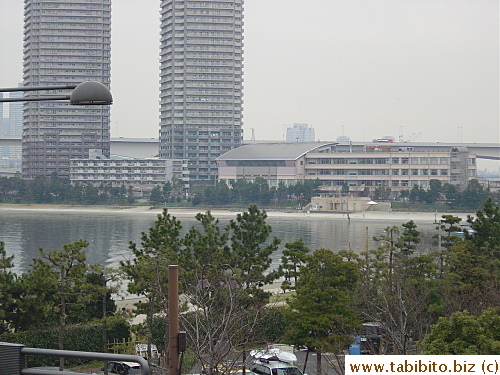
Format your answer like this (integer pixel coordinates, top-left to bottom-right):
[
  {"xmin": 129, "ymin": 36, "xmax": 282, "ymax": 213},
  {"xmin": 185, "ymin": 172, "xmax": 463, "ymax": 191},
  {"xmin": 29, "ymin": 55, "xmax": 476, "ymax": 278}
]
[{"xmin": 269, "ymin": 290, "xmax": 295, "ymax": 304}]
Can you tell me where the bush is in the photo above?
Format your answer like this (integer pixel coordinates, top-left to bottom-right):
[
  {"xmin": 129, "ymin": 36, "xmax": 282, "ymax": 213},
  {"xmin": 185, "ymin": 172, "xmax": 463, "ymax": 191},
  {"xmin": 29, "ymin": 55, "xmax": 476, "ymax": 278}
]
[{"xmin": 0, "ymin": 319, "xmax": 130, "ymax": 367}]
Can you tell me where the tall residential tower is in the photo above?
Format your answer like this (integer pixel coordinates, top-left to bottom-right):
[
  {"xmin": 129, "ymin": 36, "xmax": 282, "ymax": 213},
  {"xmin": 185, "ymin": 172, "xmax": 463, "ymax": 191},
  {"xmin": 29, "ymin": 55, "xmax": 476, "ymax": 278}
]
[
  {"xmin": 159, "ymin": 0, "xmax": 243, "ymax": 185},
  {"xmin": 22, "ymin": 0, "xmax": 111, "ymax": 179}
]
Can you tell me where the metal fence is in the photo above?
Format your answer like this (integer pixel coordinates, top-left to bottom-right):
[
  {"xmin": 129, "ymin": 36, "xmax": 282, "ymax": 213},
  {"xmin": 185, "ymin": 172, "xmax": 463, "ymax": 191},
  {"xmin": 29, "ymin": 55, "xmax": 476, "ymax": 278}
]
[{"xmin": 0, "ymin": 342, "xmax": 150, "ymax": 375}]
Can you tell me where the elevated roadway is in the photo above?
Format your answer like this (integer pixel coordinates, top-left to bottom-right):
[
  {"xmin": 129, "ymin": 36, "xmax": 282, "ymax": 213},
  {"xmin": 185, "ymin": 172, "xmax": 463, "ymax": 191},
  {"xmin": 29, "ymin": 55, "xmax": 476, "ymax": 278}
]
[{"xmin": 0, "ymin": 137, "xmax": 498, "ymax": 160}]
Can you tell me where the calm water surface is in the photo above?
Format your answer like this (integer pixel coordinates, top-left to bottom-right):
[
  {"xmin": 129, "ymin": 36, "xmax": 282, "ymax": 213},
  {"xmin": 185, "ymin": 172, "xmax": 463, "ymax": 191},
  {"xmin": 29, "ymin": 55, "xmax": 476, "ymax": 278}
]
[{"xmin": 0, "ymin": 207, "xmax": 445, "ymax": 275}]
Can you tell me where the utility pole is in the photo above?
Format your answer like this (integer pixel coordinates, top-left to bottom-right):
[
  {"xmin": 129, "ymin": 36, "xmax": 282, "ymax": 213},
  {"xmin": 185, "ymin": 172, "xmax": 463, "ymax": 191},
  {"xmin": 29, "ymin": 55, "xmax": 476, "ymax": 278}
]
[{"xmin": 168, "ymin": 265, "xmax": 179, "ymax": 375}]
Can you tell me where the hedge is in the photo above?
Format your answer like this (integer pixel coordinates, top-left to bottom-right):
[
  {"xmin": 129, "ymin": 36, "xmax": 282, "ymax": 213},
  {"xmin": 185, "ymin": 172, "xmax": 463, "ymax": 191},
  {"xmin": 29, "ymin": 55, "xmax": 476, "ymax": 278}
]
[{"xmin": 0, "ymin": 319, "xmax": 130, "ymax": 367}]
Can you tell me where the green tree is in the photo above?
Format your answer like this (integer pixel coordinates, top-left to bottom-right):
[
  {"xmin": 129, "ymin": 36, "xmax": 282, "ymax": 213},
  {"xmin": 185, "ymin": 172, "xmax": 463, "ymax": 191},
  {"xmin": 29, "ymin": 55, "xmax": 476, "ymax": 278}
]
[
  {"xmin": 440, "ymin": 199, "xmax": 500, "ymax": 315},
  {"xmin": 38, "ymin": 240, "xmax": 90, "ymax": 370},
  {"xmin": 83, "ymin": 183, "xmax": 100, "ymax": 204},
  {"xmin": 425, "ymin": 179, "xmax": 442, "ymax": 203},
  {"xmin": 441, "ymin": 240, "xmax": 499, "ymax": 316},
  {"xmin": 182, "ymin": 211, "xmax": 229, "ymax": 275},
  {"xmin": 360, "ymin": 227, "xmax": 443, "ymax": 354},
  {"xmin": 442, "ymin": 183, "xmax": 461, "ymax": 207},
  {"xmin": 399, "ymin": 189, "xmax": 409, "ymax": 202},
  {"xmin": 374, "ymin": 186, "xmax": 391, "ymax": 201},
  {"xmin": 284, "ymin": 249, "xmax": 359, "ymax": 374},
  {"xmin": 162, "ymin": 181, "xmax": 172, "ymax": 202},
  {"xmin": 276, "ymin": 181, "xmax": 288, "ymax": 204},
  {"xmin": 421, "ymin": 308, "xmax": 500, "ymax": 354},
  {"xmin": 179, "ymin": 210, "xmax": 281, "ymax": 374},
  {"xmin": 373, "ymin": 226, "xmax": 399, "ymax": 288},
  {"xmin": 149, "ymin": 186, "xmax": 164, "ymax": 206},
  {"xmin": 254, "ymin": 177, "xmax": 271, "ymax": 205},
  {"xmin": 434, "ymin": 214, "xmax": 462, "ymax": 277},
  {"xmin": 341, "ymin": 182, "xmax": 349, "ymax": 196},
  {"xmin": 465, "ymin": 198, "xmax": 500, "ymax": 254},
  {"xmin": 409, "ymin": 184, "xmax": 425, "ymax": 203},
  {"xmin": 120, "ymin": 209, "xmax": 183, "ymax": 358},
  {"xmin": 0, "ymin": 241, "xmax": 18, "ymax": 333},
  {"xmin": 228, "ymin": 204, "xmax": 280, "ymax": 296},
  {"xmin": 280, "ymin": 238, "xmax": 310, "ymax": 289},
  {"xmin": 395, "ymin": 220, "xmax": 420, "ymax": 255},
  {"xmin": 461, "ymin": 179, "xmax": 491, "ymax": 210}
]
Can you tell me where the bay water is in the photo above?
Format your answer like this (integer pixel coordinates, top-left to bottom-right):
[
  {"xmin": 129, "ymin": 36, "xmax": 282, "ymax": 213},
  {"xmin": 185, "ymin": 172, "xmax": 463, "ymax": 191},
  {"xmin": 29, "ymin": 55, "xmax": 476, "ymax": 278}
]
[{"xmin": 0, "ymin": 206, "xmax": 461, "ymax": 276}]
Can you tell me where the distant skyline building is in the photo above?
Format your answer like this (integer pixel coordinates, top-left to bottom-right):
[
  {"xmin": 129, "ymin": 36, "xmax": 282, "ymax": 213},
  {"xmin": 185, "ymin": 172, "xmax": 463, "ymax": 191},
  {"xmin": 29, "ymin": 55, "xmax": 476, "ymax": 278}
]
[
  {"xmin": 286, "ymin": 123, "xmax": 315, "ymax": 143},
  {"xmin": 22, "ymin": 0, "xmax": 111, "ymax": 179},
  {"xmin": 0, "ymin": 94, "xmax": 3, "ymax": 134},
  {"xmin": 6, "ymin": 88, "xmax": 24, "ymax": 137},
  {"xmin": 159, "ymin": 0, "xmax": 244, "ymax": 185},
  {"xmin": 1, "ymin": 90, "xmax": 23, "ymax": 168}
]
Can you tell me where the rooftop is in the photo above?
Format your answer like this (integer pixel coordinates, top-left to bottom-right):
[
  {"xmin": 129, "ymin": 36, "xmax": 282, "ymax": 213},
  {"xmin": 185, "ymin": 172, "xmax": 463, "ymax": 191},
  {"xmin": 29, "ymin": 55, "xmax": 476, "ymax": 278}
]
[{"xmin": 216, "ymin": 142, "xmax": 336, "ymax": 161}]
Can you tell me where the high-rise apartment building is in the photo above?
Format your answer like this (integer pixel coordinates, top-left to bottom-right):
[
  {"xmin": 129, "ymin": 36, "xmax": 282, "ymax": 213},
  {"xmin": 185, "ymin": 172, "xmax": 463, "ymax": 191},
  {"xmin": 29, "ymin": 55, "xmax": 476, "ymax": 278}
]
[
  {"xmin": 22, "ymin": 0, "xmax": 111, "ymax": 179},
  {"xmin": 159, "ymin": 0, "xmax": 244, "ymax": 185},
  {"xmin": 286, "ymin": 123, "xmax": 315, "ymax": 143}
]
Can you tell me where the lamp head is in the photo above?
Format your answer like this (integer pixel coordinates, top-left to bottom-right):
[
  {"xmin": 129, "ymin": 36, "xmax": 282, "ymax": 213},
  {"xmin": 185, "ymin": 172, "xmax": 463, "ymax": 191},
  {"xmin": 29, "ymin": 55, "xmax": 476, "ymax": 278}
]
[{"xmin": 70, "ymin": 81, "xmax": 113, "ymax": 105}]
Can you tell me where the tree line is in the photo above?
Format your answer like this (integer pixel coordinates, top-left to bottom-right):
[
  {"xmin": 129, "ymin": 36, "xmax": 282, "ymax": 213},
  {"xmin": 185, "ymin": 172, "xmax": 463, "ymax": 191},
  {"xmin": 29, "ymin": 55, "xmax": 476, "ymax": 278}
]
[
  {"xmin": 399, "ymin": 179, "xmax": 493, "ymax": 209},
  {"xmin": 0, "ymin": 174, "xmax": 135, "ymax": 205},
  {"xmin": 150, "ymin": 177, "xmax": 323, "ymax": 207},
  {"xmin": 0, "ymin": 200, "xmax": 498, "ymax": 372},
  {"xmin": 0, "ymin": 173, "xmax": 494, "ymax": 211}
]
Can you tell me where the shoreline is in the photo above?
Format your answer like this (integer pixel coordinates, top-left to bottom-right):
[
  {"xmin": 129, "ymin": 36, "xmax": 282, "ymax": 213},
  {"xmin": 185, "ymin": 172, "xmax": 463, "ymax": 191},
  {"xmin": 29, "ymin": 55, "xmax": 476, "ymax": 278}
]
[{"xmin": 0, "ymin": 203, "xmax": 476, "ymax": 222}]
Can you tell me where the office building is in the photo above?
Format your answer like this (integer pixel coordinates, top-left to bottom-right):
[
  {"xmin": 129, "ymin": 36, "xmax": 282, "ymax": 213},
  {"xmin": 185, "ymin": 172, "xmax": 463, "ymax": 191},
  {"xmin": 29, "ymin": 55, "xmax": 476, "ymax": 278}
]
[
  {"xmin": 159, "ymin": 0, "xmax": 244, "ymax": 185},
  {"xmin": 216, "ymin": 142, "xmax": 477, "ymax": 197},
  {"xmin": 22, "ymin": 0, "xmax": 111, "ymax": 179},
  {"xmin": 286, "ymin": 123, "xmax": 315, "ymax": 143}
]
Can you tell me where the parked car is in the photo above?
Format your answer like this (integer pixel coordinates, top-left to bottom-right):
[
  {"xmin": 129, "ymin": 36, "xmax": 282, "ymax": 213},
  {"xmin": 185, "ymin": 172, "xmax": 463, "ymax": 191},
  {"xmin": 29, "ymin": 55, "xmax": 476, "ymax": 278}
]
[
  {"xmin": 248, "ymin": 349, "xmax": 304, "ymax": 375},
  {"xmin": 248, "ymin": 358, "xmax": 303, "ymax": 375},
  {"xmin": 103, "ymin": 361, "xmax": 144, "ymax": 375}
]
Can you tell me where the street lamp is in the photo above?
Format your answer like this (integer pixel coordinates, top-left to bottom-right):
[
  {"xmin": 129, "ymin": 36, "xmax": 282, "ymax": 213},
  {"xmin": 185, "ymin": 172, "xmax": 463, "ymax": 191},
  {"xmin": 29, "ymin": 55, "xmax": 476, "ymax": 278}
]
[{"xmin": 0, "ymin": 81, "xmax": 113, "ymax": 105}]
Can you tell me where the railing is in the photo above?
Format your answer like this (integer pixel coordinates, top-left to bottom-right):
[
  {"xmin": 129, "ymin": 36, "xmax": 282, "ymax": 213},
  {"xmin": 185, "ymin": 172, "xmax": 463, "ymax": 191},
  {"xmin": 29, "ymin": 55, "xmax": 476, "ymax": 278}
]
[{"xmin": 0, "ymin": 342, "xmax": 150, "ymax": 375}]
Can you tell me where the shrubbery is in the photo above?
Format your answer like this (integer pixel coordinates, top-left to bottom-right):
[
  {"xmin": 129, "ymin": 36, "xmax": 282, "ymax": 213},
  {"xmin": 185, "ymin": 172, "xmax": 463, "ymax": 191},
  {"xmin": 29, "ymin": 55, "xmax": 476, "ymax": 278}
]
[{"xmin": 0, "ymin": 319, "xmax": 130, "ymax": 367}]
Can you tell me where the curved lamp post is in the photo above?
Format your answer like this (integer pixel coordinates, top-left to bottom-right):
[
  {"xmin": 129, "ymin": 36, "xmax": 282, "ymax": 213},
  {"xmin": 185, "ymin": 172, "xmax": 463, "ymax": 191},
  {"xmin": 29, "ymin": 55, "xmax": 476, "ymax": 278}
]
[{"xmin": 0, "ymin": 81, "xmax": 113, "ymax": 105}]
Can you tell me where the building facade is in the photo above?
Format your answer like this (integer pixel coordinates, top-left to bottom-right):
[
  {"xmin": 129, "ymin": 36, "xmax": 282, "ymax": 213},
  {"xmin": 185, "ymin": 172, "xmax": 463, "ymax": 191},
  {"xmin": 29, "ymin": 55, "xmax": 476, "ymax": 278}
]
[
  {"xmin": 1, "ymin": 90, "xmax": 23, "ymax": 168},
  {"xmin": 304, "ymin": 145, "xmax": 476, "ymax": 195},
  {"xmin": 70, "ymin": 157, "xmax": 189, "ymax": 194},
  {"xmin": 286, "ymin": 123, "xmax": 315, "ymax": 142},
  {"xmin": 159, "ymin": 0, "xmax": 244, "ymax": 185},
  {"xmin": 217, "ymin": 143, "xmax": 477, "ymax": 197},
  {"xmin": 22, "ymin": 0, "xmax": 111, "ymax": 179}
]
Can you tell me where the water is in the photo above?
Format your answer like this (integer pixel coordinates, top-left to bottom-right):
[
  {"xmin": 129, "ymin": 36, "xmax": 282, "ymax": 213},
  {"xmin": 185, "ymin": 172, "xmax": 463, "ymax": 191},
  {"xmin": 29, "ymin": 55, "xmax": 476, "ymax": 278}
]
[{"xmin": 0, "ymin": 206, "xmax": 456, "ymax": 275}]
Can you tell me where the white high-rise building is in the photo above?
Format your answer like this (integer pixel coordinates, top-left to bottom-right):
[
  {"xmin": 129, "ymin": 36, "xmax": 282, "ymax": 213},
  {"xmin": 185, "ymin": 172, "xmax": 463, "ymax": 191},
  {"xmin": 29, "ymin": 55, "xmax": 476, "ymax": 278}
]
[
  {"xmin": 7, "ymin": 88, "xmax": 23, "ymax": 137},
  {"xmin": 0, "ymin": 89, "xmax": 23, "ymax": 168},
  {"xmin": 286, "ymin": 123, "xmax": 315, "ymax": 143},
  {"xmin": 159, "ymin": 0, "xmax": 244, "ymax": 185},
  {"xmin": 22, "ymin": 0, "xmax": 111, "ymax": 179}
]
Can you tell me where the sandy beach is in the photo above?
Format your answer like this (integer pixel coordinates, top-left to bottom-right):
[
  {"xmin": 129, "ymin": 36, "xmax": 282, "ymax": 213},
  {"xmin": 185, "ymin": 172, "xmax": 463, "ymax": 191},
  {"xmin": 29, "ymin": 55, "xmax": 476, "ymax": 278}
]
[{"xmin": 0, "ymin": 203, "xmax": 476, "ymax": 223}]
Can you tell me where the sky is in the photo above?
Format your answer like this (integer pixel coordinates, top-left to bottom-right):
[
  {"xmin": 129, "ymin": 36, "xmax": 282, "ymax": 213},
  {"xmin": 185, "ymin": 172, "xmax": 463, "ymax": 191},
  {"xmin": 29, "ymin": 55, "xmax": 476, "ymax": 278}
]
[{"xmin": 0, "ymin": 1, "xmax": 498, "ymax": 164}]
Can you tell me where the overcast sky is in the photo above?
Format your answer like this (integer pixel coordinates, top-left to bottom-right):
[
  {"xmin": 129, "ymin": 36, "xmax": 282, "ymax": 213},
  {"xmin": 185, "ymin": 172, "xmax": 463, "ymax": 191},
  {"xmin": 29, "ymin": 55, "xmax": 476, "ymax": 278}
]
[{"xmin": 1, "ymin": 1, "xmax": 498, "ymax": 157}]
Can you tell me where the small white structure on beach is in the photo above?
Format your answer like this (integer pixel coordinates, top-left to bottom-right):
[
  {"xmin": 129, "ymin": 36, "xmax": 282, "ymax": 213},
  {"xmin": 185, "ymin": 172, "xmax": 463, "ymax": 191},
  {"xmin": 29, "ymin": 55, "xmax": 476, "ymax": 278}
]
[{"xmin": 309, "ymin": 195, "xmax": 390, "ymax": 212}]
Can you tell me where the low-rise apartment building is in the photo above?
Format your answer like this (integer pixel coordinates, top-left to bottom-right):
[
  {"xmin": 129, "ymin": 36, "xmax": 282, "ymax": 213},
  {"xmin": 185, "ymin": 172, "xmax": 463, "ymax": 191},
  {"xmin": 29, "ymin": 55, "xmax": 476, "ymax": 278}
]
[{"xmin": 70, "ymin": 154, "xmax": 189, "ymax": 195}]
